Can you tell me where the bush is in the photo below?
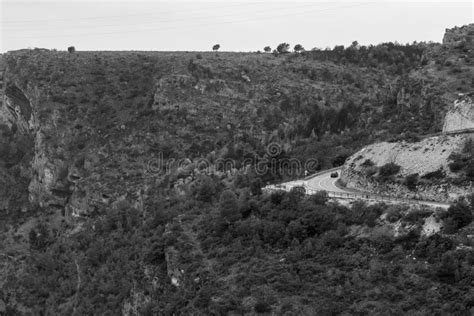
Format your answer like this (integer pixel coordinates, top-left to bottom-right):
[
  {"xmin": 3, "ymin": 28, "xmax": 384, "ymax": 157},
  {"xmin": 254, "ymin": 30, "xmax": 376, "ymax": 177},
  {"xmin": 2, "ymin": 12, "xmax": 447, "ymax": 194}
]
[
  {"xmin": 349, "ymin": 202, "xmax": 384, "ymax": 227},
  {"xmin": 270, "ymin": 190, "xmax": 286, "ymax": 205},
  {"xmin": 361, "ymin": 159, "xmax": 375, "ymax": 167},
  {"xmin": 449, "ymin": 160, "xmax": 465, "ymax": 172},
  {"xmin": 309, "ymin": 191, "xmax": 329, "ymax": 205},
  {"xmin": 394, "ymin": 227, "xmax": 421, "ymax": 248},
  {"xmin": 442, "ymin": 217, "xmax": 458, "ymax": 234},
  {"xmin": 294, "ymin": 44, "xmax": 304, "ymax": 53},
  {"xmin": 442, "ymin": 199, "xmax": 473, "ymax": 232},
  {"xmin": 422, "ymin": 168, "xmax": 445, "ymax": 180},
  {"xmin": 402, "ymin": 132, "xmax": 421, "ymax": 142},
  {"xmin": 29, "ymin": 223, "xmax": 51, "ymax": 250},
  {"xmin": 414, "ymin": 234, "xmax": 454, "ymax": 261},
  {"xmin": 468, "ymin": 193, "xmax": 474, "ymax": 209},
  {"xmin": 448, "ymin": 152, "xmax": 472, "ymax": 175},
  {"xmin": 364, "ymin": 205, "xmax": 385, "ymax": 227},
  {"xmin": 385, "ymin": 206, "xmax": 403, "ymax": 223},
  {"xmin": 379, "ymin": 162, "xmax": 401, "ymax": 178},
  {"xmin": 466, "ymin": 161, "xmax": 474, "ymax": 179},
  {"xmin": 320, "ymin": 230, "xmax": 344, "ymax": 249},
  {"xmin": 276, "ymin": 43, "xmax": 290, "ymax": 54},
  {"xmin": 402, "ymin": 208, "xmax": 433, "ymax": 225},
  {"xmin": 219, "ymin": 190, "xmax": 240, "ymax": 223},
  {"xmin": 288, "ymin": 186, "xmax": 306, "ymax": 202},
  {"xmin": 250, "ymin": 178, "xmax": 263, "ymax": 196},
  {"xmin": 254, "ymin": 301, "xmax": 272, "ymax": 313},
  {"xmin": 365, "ymin": 166, "xmax": 378, "ymax": 177},
  {"xmin": 405, "ymin": 173, "xmax": 419, "ymax": 191},
  {"xmin": 435, "ymin": 251, "xmax": 460, "ymax": 284},
  {"xmin": 195, "ymin": 176, "xmax": 217, "ymax": 202}
]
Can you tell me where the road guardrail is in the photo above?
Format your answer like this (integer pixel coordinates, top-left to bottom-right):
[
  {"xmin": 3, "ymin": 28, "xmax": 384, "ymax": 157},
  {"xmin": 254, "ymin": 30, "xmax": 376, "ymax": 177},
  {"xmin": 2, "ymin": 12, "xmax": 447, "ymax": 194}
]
[{"xmin": 264, "ymin": 180, "xmax": 450, "ymax": 208}]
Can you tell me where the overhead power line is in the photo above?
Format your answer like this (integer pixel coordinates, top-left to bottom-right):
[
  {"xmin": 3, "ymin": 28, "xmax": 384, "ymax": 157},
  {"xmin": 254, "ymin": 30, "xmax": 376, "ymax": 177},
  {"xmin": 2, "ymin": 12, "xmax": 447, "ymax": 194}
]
[
  {"xmin": 4, "ymin": 3, "xmax": 340, "ymax": 31},
  {"xmin": 4, "ymin": 3, "xmax": 371, "ymax": 40},
  {"xmin": 1, "ymin": 2, "xmax": 290, "ymax": 24}
]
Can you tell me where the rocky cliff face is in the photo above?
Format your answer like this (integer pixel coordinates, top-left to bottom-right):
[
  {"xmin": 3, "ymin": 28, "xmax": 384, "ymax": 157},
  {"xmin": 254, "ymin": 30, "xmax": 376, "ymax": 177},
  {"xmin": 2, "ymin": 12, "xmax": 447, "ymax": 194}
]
[
  {"xmin": 0, "ymin": 57, "xmax": 104, "ymax": 218},
  {"xmin": 442, "ymin": 23, "xmax": 474, "ymax": 46},
  {"xmin": 0, "ymin": 62, "xmax": 34, "ymax": 212},
  {"xmin": 1, "ymin": 72, "xmax": 70, "ymax": 211},
  {"xmin": 442, "ymin": 95, "xmax": 474, "ymax": 132}
]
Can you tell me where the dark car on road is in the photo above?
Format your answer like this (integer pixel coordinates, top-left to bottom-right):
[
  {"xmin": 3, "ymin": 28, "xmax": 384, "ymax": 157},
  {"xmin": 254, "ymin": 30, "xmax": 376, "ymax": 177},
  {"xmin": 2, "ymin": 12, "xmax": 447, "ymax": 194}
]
[{"xmin": 330, "ymin": 172, "xmax": 339, "ymax": 178}]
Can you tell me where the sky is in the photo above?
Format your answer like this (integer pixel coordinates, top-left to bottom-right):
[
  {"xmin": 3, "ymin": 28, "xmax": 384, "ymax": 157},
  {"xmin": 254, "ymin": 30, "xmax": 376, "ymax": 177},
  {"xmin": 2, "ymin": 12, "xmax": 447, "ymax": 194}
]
[{"xmin": 1, "ymin": 0, "xmax": 472, "ymax": 52}]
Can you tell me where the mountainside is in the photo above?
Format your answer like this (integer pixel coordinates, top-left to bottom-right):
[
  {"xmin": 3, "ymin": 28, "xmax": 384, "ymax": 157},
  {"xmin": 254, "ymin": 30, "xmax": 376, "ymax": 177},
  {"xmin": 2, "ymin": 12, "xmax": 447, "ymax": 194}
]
[
  {"xmin": 0, "ymin": 49, "xmax": 419, "ymax": 215},
  {"xmin": 1, "ymin": 33, "xmax": 471, "ymax": 215},
  {"xmin": 0, "ymin": 24, "xmax": 473, "ymax": 315}
]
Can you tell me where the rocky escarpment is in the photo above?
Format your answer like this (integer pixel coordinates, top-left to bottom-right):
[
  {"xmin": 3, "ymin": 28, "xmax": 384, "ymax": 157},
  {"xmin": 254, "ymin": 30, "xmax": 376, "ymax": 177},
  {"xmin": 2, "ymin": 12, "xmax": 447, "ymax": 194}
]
[
  {"xmin": 443, "ymin": 94, "xmax": 474, "ymax": 132},
  {"xmin": 0, "ymin": 57, "xmax": 101, "ymax": 215},
  {"xmin": 1, "ymin": 72, "xmax": 70, "ymax": 210},
  {"xmin": 443, "ymin": 23, "xmax": 474, "ymax": 46},
  {"xmin": 0, "ymin": 63, "xmax": 34, "ymax": 212},
  {"xmin": 2, "ymin": 85, "xmax": 34, "ymax": 133}
]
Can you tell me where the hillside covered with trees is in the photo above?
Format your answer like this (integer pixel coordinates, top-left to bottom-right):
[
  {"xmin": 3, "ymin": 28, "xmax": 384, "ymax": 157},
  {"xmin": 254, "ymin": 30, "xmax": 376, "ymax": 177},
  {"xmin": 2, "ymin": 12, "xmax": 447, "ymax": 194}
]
[{"xmin": 0, "ymin": 24, "xmax": 473, "ymax": 314}]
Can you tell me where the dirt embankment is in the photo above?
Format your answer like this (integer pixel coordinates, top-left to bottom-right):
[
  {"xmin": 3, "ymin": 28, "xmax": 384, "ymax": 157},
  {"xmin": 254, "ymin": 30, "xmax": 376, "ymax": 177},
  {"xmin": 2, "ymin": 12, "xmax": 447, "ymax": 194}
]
[{"xmin": 340, "ymin": 134, "xmax": 472, "ymax": 203}]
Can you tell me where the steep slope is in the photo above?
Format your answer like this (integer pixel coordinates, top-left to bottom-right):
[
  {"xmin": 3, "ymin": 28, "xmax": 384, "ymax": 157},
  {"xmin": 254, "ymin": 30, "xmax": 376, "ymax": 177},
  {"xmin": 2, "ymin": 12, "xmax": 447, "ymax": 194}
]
[
  {"xmin": 0, "ymin": 49, "xmax": 420, "ymax": 216},
  {"xmin": 0, "ymin": 24, "xmax": 473, "ymax": 314},
  {"xmin": 340, "ymin": 131, "xmax": 472, "ymax": 202}
]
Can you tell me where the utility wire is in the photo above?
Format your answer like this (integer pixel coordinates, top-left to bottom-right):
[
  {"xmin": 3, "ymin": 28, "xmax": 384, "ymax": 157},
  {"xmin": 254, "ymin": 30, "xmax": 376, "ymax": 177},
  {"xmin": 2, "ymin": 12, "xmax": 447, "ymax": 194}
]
[
  {"xmin": 4, "ymin": 3, "xmax": 341, "ymax": 31},
  {"xmin": 5, "ymin": 3, "xmax": 371, "ymax": 39},
  {"xmin": 2, "ymin": 2, "xmax": 287, "ymax": 24}
]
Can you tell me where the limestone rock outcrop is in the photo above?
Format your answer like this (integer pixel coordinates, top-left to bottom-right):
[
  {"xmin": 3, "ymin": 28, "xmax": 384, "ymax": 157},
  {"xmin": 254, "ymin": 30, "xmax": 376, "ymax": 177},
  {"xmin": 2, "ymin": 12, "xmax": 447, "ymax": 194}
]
[
  {"xmin": 0, "ymin": 70, "xmax": 74, "ymax": 211},
  {"xmin": 1, "ymin": 83, "xmax": 34, "ymax": 133},
  {"xmin": 442, "ymin": 23, "xmax": 474, "ymax": 46},
  {"xmin": 0, "ymin": 73, "xmax": 35, "ymax": 211},
  {"xmin": 442, "ymin": 95, "xmax": 474, "ymax": 132}
]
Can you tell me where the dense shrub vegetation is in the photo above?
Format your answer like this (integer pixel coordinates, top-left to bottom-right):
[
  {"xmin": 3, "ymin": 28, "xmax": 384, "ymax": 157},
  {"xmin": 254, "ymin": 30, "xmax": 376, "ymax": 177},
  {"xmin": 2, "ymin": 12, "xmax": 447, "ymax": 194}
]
[
  {"xmin": 449, "ymin": 139, "xmax": 474, "ymax": 181},
  {"xmin": 8, "ymin": 185, "xmax": 473, "ymax": 314},
  {"xmin": 1, "ymin": 25, "xmax": 473, "ymax": 313},
  {"xmin": 442, "ymin": 198, "xmax": 473, "ymax": 233}
]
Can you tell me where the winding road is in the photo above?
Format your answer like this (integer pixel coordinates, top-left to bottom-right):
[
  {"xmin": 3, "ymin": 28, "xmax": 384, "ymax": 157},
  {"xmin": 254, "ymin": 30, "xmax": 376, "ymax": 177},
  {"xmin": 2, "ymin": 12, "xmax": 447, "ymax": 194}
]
[
  {"xmin": 265, "ymin": 167, "xmax": 451, "ymax": 209},
  {"xmin": 306, "ymin": 169, "xmax": 348, "ymax": 193}
]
